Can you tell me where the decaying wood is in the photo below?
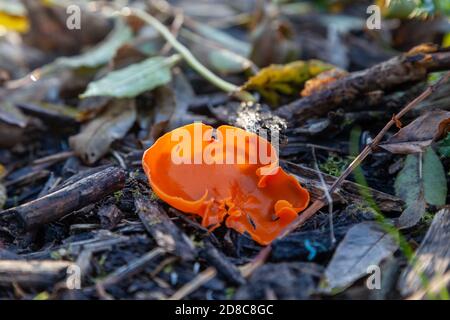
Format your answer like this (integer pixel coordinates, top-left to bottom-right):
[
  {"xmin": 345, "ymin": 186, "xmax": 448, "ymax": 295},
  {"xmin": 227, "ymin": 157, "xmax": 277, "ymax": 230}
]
[
  {"xmin": 275, "ymin": 47, "xmax": 450, "ymax": 124},
  {"xmin": 199, "ymin": 240, "xmax": 245, "ymax": 286},
  {"xmin": 135, "ymin": 195, "xmax": 196, "ymax": 261},
  {"xmin": 96, "ymin": 248, "xmax": 165, "ymax": 289},
  {"xmin": 22, "ymin": 232, "xmax": 130, "ymax": 260},
  {"xmin": 0, "ymin": 166, "xmax": 126, "ymax": 230},
  {"xmin": 398, "ymin": 209, "xmax": 450, "ymax": 298},
  {"xmin": 0, "ymin": 260, "xmax": 74, "ymax": 288},
  {"xmin": 245, "ymin": 70, "xmax": 450, "ymax": 278},
  {"xmin": 282, "ymin": 161, "xmax": 403, "ymax": 212}
]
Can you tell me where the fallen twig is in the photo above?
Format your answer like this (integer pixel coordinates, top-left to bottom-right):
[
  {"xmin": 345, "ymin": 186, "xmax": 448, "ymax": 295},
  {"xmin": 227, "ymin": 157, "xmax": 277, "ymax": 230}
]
[
  {"xmin": 247, "ymin": 71, "xmax": 450, "ymax": 272},
  {"xmin": 282, "ymin": 161, "xmax": 404, "ymax": 212},
  {"xmin": 278, "ymin": 70, "xmax": 450, "ymax": 240},
  {"xmin": 0, "ymin": 260, "xmax": 75, "ymax": 288},
  {"xmin": 0, "ymin": 166, "xmax": 126, "ymax": 230},
  {"xmin": 135, "ymin": 195, "xmax": 196, "ymax": 261},
  {"xmin": 168, "ymin": 266, "xmax": 217, "ymax": 300},
  {"xmin": 275, "ymin": 46, "xmax": 450, "ymax": 125},
  {"xmin": 96, "ymin": 248, "xmax": 165, "ymax": 290},
  {"xmin": 199, "ymin": 240, "xmax": 245, "ymax": 285}
]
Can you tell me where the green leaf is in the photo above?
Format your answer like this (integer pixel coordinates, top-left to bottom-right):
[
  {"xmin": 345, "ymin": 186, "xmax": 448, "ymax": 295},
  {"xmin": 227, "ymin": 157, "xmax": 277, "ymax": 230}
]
[
  {"xmin": 80, "ymin": 55, "xmax": 181, "ymax": 98},
  {"xmin": 181, "ymin": 28, "xmax": 253, "ymax": 75},
  {"xmin": 208, "ymin": 49, "xmax": 252, "ymax": 74},
  {"xmin": 395, "ymin": 147, "xmax": 447, "ymax": 207},
  {"xmin": 438, "ymin": 133, "xmax": 450, "ymax": 157},
  {"xmin": 378, "ymin": 0, "xmax": 420, "ymax": 18},
  {"xmin": 378, "ymin": 0, "xmax": 450, "ymax": 18},
  {"xmin": 423, "ymin": 147, "xmax": 447, "ymax": 206},
  {"xmin": 51, "ymin": 19, "xmax": 133, "ymax": 69},
  {"xmin": 185, "ymin": 20, "xmax": 251, "ymax": 57},
  {"xmin": 33, "ymin": 292, "xmax": 50, "ymax": 301}
]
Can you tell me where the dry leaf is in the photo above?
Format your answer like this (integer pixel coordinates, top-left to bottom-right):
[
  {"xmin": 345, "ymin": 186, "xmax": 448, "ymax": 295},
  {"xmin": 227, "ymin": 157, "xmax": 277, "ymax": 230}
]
[
  {"xmin": 69, "ymin": 100, "xmax": 136, "ymax": 164},
  {"xmin": 249, "ymin": 11, "xmax": 299, "ymax": 68},
  {"xmin": 380, "ymin": 110, "xmax": 450, "ymax": 154},
  {"xmin": 241, "ymin": 60, "xmax": 334, "ymax": 105},
  {"xmin": 22, "ymin": 0, "xmax": 110, "ymax": 55},
  {"xmin": 398, "ymin": 208, "xmax": 450, "ymax": 297},
  {"xmin": 322, "ymin": 221, "xmax": 398, "ymax": 293}
]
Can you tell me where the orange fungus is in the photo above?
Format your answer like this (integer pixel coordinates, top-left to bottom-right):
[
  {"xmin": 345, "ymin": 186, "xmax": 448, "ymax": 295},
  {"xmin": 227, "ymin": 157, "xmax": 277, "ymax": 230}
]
[{"xmin": 142, "ymin": 123, "xmax": 310, "ymax": 245}]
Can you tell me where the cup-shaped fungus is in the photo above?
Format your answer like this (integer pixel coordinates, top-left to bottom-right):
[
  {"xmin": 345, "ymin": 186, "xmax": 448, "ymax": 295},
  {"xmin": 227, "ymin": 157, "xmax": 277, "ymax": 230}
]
[{"xmin": 142, "ymin": 123, "xmax": 310, "ymax": 245}]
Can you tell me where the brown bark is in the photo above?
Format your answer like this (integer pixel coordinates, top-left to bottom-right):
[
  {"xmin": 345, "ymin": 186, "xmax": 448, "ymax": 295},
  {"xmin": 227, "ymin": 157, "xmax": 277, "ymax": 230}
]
[
  {"xmin": 0, "ymin": 166, "xmax": 126, "ymax": 230},
  {"xmin": 275, "ymin": 48, "xmax": 450, "ymax": 125}
]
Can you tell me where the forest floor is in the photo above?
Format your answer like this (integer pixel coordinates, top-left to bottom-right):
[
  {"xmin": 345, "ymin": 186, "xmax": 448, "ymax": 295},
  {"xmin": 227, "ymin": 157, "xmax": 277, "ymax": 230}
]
[{"xmin": 1, "ymin": 0, "xmax": 450, "ymax": 300}]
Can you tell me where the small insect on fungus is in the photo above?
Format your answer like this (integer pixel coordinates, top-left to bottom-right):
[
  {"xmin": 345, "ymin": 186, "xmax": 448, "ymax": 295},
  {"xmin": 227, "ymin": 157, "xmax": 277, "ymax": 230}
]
[{"xmin": 142, "ymin": 123, "xmax": 310, "ymax": 245}]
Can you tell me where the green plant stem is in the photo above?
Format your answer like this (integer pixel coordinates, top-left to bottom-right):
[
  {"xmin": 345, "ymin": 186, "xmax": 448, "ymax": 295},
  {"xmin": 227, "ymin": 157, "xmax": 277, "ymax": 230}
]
[{"xmin": 130, "ymin": 8, "xmax": 255, "ymax": 102}]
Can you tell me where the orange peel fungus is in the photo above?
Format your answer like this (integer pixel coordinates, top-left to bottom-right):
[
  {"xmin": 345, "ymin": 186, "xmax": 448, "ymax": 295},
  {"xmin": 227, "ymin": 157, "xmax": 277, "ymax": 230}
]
[{"xmin": 142, "ymin": 123, "xmax": 310, "ymax": 245}]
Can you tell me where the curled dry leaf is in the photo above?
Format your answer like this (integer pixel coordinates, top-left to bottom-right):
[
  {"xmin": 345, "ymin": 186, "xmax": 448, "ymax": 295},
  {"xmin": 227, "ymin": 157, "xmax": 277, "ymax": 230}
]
[
  {"xmin": 380, "ymin": 110, "xmax": 450, "ymax": 154},
  {"xmin": 69, "ymin": 100, "xmax": 136, "ymax": 164}
]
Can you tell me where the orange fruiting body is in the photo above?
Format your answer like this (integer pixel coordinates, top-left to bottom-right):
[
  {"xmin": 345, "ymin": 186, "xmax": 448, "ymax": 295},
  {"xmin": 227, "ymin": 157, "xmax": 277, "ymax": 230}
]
[{"xmin": 142, "ymin": 123, "xmax": 310, "ymax": 245}]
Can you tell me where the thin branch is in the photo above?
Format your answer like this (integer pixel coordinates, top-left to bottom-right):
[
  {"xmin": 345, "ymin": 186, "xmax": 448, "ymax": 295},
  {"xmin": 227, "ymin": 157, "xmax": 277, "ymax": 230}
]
[
  {"xmin": 278, "ymin": 70, "xmax": 450, "ymax": 239},
  {"xmin": 328, "ymin": 71, "xmax": 450, "ymax": 196},
  {"xmin": 239, "ymin": 245, "xmax": 272, "ymax": 278},
  {"xmin": 275, "ymin": 48, "xmax": 450, "ymax": 123},
  {"xmin": 130, "ymin": 8, "xmax": 255, "ymax": 102},
  {"xmin": 168, "ymin": 267, "xmax": 217, "ymax": 300},
  {"xmin": 159, "ymin": 9, "xmax": 184, "ymax": 55}
]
